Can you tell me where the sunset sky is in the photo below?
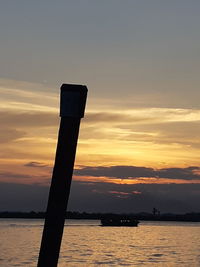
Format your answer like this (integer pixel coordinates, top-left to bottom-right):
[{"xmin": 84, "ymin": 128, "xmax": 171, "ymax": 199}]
[{"xmin": 0, "ymin": 1, "xmax": 200, "ymax": 213}]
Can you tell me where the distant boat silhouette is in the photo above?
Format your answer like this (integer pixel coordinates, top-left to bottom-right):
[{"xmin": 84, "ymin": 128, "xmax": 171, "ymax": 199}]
[{"xmin": 101, "ymin": 216, "xmax": 139, "ymax": 227}]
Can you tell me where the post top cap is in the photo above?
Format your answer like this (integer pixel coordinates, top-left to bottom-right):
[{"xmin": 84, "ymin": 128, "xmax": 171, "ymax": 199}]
[
  {"xmin": 61, "ymin": 84, "xmax": 88, "ymax": 93},
  {"xmin": 60, "ymin": 84, "xmax": 88, "ymax": 118}
]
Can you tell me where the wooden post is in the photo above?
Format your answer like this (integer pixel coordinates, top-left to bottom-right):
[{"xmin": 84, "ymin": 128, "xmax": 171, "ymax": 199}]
[{"xmin": 37, "ymin": 84, "xmax": 88, "ymax": 267}]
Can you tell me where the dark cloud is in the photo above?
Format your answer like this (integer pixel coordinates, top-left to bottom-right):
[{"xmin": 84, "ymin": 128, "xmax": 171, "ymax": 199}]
[
  {"xmin": 75, "ymin": 166, "xmax": 154, "ymax": 178},
  {"xmin": 156, "ymin": 167, "xmax": 200, "ymax": 180},
  {"xmin": 0, "ymin": 172, "xmax": 31, "ymax": 180},
  {"xmin": 68, "ymin": 181, "xmax": 200, "ymax": 213},
  {"xmin": 74, "ymin": 165, "xmax": 200, "ymax": 180},
  {"xmin": 24, "ymin": 161, "xmax": 48, "ymax": 168},
  {"xmin": 0, "ymin": 182, "xmax": 48, "ymax": 211},
  {"xmin": 0, "ymin": 171, "xmax": 50, "ymax": 185},
  {"xmin": 0, "ymin": 180, "xmax": 200, "ymax": 213}
]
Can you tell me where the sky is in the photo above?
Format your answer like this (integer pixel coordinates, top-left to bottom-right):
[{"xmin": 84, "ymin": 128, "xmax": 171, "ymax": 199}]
[{"xmin": 0, "ymin": 0, "xmax": 200, "ymax": 213}]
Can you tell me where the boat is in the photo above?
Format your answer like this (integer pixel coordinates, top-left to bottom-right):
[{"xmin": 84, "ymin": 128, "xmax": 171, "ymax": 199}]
[{"xmin": 101, "ymin": 216, "xmax": 139, "ymax": 227}]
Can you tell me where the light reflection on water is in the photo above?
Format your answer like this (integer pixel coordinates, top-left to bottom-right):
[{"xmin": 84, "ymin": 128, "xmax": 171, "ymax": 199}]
[{"xmin": 0, "ymin": 219, "xmax": 200, "ymax": 266}]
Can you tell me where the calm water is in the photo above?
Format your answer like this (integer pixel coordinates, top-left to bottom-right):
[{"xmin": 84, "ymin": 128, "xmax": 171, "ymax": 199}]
[{"xmin": 0, "ymin": 219, "xmax": 200, "ymax": 266}]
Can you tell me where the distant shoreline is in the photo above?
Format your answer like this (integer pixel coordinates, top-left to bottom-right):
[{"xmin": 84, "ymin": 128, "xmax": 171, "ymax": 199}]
[{"xmin": 0, "ymin": 211, "xmax": 200, "ymax": 222}]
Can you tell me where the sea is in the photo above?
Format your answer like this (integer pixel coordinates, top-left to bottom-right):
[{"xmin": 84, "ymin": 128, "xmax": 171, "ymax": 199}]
[{"xmin": 0, "ymin": 219, "xmax": 199, "ymax": 266}]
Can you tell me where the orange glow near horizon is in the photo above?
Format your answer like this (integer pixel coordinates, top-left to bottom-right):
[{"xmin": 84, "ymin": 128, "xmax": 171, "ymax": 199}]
[
  {"xmin": 73, "ymin": 175, "xmax": 200, "ymax": 185},
  {"xmin": 0, "ymin": 80, "xmax": 200, "ymax": 186}
]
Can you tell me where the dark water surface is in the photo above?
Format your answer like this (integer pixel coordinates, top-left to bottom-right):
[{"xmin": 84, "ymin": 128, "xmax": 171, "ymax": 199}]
[{"xmin": 0, "ymin": 219, "xmax": 199, "ymax": 266}]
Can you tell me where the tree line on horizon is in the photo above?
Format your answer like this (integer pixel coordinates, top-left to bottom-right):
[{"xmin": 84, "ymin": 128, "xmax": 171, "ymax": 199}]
[{"xmin": 0, "ymin": 211, "xmax": 200, "ymax": 222}]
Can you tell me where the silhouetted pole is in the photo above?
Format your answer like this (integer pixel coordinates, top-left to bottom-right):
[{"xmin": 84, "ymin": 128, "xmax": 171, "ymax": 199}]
[{"xmin": 37, "ymin": 84, "xmax": 88, "ymax": 267}]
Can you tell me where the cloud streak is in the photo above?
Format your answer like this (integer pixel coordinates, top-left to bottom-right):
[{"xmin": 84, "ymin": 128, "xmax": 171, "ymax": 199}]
[
  {"xmin": 24, "ymin": 161, "xmax": 49, "ymax": 168},
  {"xmin": 0, "ymin": 128, "xmax": 26, "ymax": 143},
  {"xmin": 74, "ymin": 165, "xmax": 200, "ymax": 181},
  {"xmin": 0, "ymin": 111, "xmax": 57, "ymax": 128}
]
